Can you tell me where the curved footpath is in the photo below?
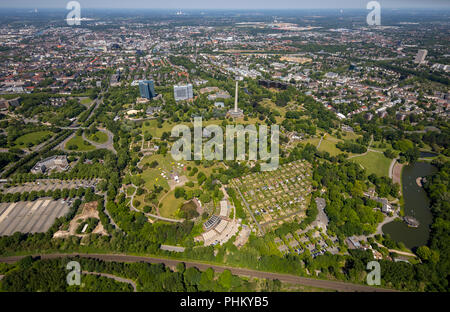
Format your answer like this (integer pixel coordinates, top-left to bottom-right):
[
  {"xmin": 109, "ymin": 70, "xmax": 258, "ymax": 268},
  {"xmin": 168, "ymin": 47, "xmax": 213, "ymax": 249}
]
[
  {"xmin": 82, "ymin": 271, "xmax": 137, "ymax": 292},
  {"xmin": 127, "ymin": 186, "xmax": 183, "ymax": 223},
  {"xmin": 0, "ymin": 253, "xmax": 396, "ymax": 292}
]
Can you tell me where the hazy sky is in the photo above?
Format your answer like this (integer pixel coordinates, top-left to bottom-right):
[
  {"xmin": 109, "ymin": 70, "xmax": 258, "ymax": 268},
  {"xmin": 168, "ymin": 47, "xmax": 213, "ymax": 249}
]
[{"xmin": 1, "ymin": 0, "xmax": 449, "ymax": 9}]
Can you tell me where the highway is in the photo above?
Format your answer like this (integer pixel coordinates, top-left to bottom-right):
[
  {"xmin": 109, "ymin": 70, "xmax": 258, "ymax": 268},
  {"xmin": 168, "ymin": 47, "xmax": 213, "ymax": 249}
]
[{"xmin": 0, "ymin": 253, "xmax": 396, "ymax": 292}]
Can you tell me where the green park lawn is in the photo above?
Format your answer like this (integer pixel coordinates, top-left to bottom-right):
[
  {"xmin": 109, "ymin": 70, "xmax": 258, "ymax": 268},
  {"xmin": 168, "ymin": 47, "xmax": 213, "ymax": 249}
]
[
  {"xmin": 159, "ymin": 189, "xmax": 184, "ymax": 218},
  {"xmin": 14, "ymin": 131, "xmax": 53, "ymax": 147},
  {"xmin": 141, "ymin": 120, "xmax": 174, "ymax": 138},
  {"xmin": 126, "ymin": 186, "xmax": 136, "ymax": 196},
  {"xmin": 303, "ymin": 137, "xmax": 321, "ymax": 147},
  {"xmin": 304, "ymin": 134, "xmax": 344, "ymax": 156},
  {"xmin": 341, "ymin": 131, "xmax": 360, "ymax": 141},
  {"xmin": 88, "ymin": 131, "xmax": 108, "ymax": 144},
  {"xmin": 80, "ymin": 98, "xmax": 93, "ymax": 105},
  {"xmin": 65, "ymin": 135, "xmax": 96, "ymax": 151},
  {"xmin": 139, "ymin": 154, "xmax": 175, "ymax": 191},
  {"xmin": 138, "ymin": 153, "xmax": 218, "ymax": 219},
  {"xmin": 351, "ymin": 151, "xmax": 392, "ymax": 177},
  {"xmin": 317, "ymin": 138, "xmax": 343, "ymax": 156}
]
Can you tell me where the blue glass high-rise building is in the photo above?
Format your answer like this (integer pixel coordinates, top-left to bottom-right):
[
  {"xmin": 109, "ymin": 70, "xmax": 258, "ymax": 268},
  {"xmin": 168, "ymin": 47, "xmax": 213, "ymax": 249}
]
[{"xmin": 139, "ymin": 80, "xmax": 157, "ymax": 99}]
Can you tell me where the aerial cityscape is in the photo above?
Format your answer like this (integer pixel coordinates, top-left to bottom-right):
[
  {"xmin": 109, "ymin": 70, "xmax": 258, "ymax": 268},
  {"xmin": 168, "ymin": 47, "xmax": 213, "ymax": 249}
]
[{"xmin": 0, "ymin": 0, "xmax": 448, "ymax": 299}]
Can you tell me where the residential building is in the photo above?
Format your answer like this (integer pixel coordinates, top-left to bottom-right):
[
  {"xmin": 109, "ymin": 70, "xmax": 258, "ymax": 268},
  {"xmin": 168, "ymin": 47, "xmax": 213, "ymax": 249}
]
[
  {"xmin": 174, "ymin": 84, "xmax": 193, "ymax": 101},
  {"xmin": 414, "ymin": 49, "xmax": 428, "ymax": 64}
]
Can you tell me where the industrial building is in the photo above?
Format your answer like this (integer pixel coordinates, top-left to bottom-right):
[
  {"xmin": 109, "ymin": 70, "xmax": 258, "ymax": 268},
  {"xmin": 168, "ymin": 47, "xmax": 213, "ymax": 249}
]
[{"xmin": 31, "ymin": 155, "xmax": 69, "ymax": 174}]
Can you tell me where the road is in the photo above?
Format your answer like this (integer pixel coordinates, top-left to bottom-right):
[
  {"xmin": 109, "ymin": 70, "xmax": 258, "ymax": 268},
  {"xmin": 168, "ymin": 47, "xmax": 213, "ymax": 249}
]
[
  {"xmin": 82, "ymin": 271, "xmax": 137, "ymax": 292},
  {"xmin": 0, "ymin": 253, "xmax": 396, "ymax": 292},
  {"xmin": 56, "ymin": 131, "xmax": 76, "ymax": 152},
  {"xmin": 1, "ymin": 131, "xmax": 72, "ymax": 177},
  {"xmin": 84, "ymin": 97, "xmax": 101, "ymax": 124},
  {"xmin": 55, "ymin": 128, "xmax": 116, "ymax": 154},
  {"xmin": 82, "ymin": 128, "xmax": 116, "ymax": 154}
]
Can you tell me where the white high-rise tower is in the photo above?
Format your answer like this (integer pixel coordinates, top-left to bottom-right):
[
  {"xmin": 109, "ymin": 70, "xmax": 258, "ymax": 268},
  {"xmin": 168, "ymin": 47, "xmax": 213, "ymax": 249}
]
[{"xmin": 228, "ymin": 76, "xmax": 244, "ymax": 118}]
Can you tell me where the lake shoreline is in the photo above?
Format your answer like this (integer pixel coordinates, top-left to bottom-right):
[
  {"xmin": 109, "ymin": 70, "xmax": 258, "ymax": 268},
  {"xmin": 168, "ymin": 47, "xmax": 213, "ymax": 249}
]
[{"xmin": 382, "ymin": 162, "xmax": 436, "ymax": 249}]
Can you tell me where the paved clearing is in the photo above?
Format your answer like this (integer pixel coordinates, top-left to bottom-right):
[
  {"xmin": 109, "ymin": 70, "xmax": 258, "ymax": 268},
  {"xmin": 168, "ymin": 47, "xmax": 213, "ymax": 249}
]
[
  {"xmin": 53, "ymin": 201, "xmax": 108, "ymax": 238},
  {"xmin": 0, "ymin": 199, "xmax": 71, "ymax": 235},
  {"xmin": 3, "ymin": 179, "xmax": 98, "ymax": 194}
]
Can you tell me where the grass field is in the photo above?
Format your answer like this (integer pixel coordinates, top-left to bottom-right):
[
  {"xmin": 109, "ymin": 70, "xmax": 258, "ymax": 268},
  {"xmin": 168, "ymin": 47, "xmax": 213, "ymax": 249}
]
[
  {"xmin": 65, "ymin": 135, "xmax": 96, "ymax": 151},
  {"xmin": 88, "ymin": 131, "xmax": 108, "ymax": 144},
  {"xmin": 317, "ymin": 138, "xmax": 343, "ymax": 156},
  {"xmin": 351, "ymin": 151, "xmax": 391, "ymax": 177},
  {"xmin": 139, "ymin": 154, "xmax": 175, "ymax": 191},
  {"xmin": 302, "ymin": 138, "xmax": 320, "ymax": 146},
  {"xmin": 303, "ymin": 134, "xmax": 344, "ymax": 156},
  {"xmin": 341, "ymin": 131, "xmax": 360, "ymax": 140},
  {"xmin": 159, "ymin": 189, "xmax": 185, "ymax": 218},
  {"xmin": 14, "ymin": 131, "xmax": 53, "ymax": 146},
  {"xmin": 370, "ymin": 141, "xmax": 394, "ymax": 152},
  {"xmin": 80, "ymin": 98, "xmax": 92, "ymax": 105}
]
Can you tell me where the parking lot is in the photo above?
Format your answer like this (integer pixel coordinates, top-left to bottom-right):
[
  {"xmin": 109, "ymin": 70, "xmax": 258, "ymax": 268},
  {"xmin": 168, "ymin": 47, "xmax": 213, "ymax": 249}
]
[
  {"xmin": 0, "ymin": 198, "xmax": 71, "ymax": 236},
  {"xmin": 2, "ymin": 179, "xmax": 98, "ymax": 194}
]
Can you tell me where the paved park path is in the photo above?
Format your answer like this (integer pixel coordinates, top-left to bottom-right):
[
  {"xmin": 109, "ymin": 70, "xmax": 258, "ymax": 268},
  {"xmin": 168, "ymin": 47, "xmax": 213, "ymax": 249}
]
[
  {"xmin": 232, "ymin": 181, "xmax": 264, "ymax": 235},
  {"xmin": 128, "ymin": 185, "xmax": 183, "ymax": 223},
  {"xmin": 389, "ymin": 157, "xmax": 400, "ymax": 179},
  {"xmin": 316, "ymin": 134, "xmax": 325, "ymax": 149},
  {"xmin": 347, "ymin": 135, "xmax": 375, "ymax": 160},
  {"xmin": 100, "ymin": 194, "xmax": 122, "ymax": 232},
  {"xmin": 0, "ymin": 253, "xmax": 397, "ymax": 292}
]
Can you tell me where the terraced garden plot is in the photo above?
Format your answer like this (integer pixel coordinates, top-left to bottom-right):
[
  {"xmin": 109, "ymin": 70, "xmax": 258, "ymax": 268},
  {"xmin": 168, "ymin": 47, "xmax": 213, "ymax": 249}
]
[{"xmin": 235, "ymin": 159, "xmax": 312, "ymax": 230}]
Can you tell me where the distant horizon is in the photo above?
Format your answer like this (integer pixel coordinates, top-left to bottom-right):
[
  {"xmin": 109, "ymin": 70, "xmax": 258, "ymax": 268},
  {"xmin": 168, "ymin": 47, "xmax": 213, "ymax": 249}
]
[
  {"xmin": 1, "ymin": 7, "xmax": 450, "ymax": 11},
  {"xmin": 1, "ymin": 0, "xmax": 449, "ymax": 10}
]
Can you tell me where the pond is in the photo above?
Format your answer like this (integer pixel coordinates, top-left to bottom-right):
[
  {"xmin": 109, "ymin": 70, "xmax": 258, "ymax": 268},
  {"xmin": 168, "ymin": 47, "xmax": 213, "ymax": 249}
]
[
  {"xmin": 420, "ymin": 151, "xmax": 438, "ymax": 158},
  {"xmin": 382, "ymin": 162, "xmax": 437, "ymax": 249}
]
